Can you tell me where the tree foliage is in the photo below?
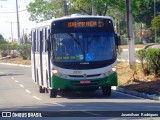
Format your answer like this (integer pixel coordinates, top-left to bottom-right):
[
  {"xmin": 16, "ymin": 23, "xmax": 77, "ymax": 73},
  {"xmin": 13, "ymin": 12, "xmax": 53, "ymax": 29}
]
[
  {"xmin": 26, "ymin": 0, "xmax": 157, "ymax": 44},
  {"xmin": 134, "ymin": 0, "xmax": 160, "ymax": 27},
  {"xmin": 0, "ymin": 34, "xmax": 7, "ymax": 44},
  {"xmin": 151, "ymin": 15, "xmax": 160, "ymax": 32},
  {"xmin": 27, "ymin": 0, "xmax": 64, "ymax": 22},
  {"xmin": 70, "ymin": 0, "xmax": 116, "ymax": 16},
  {"xmin": 0, "ymin": 34, "xmax": 4, "ymax": 40},
  {"xmin": 27, "ymin": 0, "xmax": 160, "ymax": 33}
]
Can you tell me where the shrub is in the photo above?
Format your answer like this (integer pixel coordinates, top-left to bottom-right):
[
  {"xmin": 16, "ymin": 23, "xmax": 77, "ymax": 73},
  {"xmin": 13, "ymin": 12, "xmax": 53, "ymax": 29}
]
[
  {"xmin": 146, "ymin": 48, "xmax": 160, "ymax": 77},
  {"xmin": 135, "ymin": 49, "xmax": 149, "ymax": 75},
  {"xmin": 0, "ymin": 44, "xmax": 19, "ymax": 57},
  {"xmin": 0, "ymin": 44, "xmax": 11, "ymax": 57},
  {"xmin": 17, "ymin": 44, "xmax": 31, "ymax": 60}
]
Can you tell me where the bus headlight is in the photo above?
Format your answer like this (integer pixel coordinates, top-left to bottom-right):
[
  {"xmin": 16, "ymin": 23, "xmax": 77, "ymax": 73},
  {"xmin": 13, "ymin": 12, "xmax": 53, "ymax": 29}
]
[
  {"xmin": 112, "ymin": 66, "xmax": 117, "ymax": 72},
  {"xmin": 52, "ymin": 68, "xmax": 58, "ymax": 74}
]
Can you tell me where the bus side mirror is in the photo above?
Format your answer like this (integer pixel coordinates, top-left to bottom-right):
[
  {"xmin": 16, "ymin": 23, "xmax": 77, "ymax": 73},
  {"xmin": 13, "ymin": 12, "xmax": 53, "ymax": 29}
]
[
  {"xmin": 45, "ymin": 34, "xmax": 51, "ymax": 52},
  {"xmin": 45, "ymin": 40, "xmax": 51, "ymax": 52},
  {"xmin": 115, "ymin": 34, "xmax": 121, "ymax": 46}
]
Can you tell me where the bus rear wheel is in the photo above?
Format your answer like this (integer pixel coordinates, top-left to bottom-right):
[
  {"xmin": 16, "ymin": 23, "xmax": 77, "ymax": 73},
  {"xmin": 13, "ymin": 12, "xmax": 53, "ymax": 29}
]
[
  {"xmin": 50, "ymin": 89, "xmax": 57, "ymax": 98},
  {"xmin": 101, "ymin": 86, "xmax": 111, "ymax": 96}
]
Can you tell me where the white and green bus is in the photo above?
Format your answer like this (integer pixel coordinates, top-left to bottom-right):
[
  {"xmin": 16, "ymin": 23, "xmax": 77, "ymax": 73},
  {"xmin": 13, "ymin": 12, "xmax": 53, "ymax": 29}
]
[{"xmin": 31, "ymin": 14, "xmax": 120, "ymax": 98}]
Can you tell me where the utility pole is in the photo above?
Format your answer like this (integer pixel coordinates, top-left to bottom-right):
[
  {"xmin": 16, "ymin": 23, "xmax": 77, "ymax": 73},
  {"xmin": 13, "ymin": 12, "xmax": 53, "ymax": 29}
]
[
  {"xmin": 91, "ymin": 0, "xmax": 94, "ymax": 15},
  {"xmin": 63, "ymin": 0, "xmax": 68, "ymax": 16},
  {"xmin": 16, "ymin": 0, "xmax": 20, "ymax": 44},
  {"xmin": 126, "ymin": 0, "xmax": 135, "ymax": 68},
  {"xmin": 5, "ymin": 21, "xmax": 16, "ymax": 42}
]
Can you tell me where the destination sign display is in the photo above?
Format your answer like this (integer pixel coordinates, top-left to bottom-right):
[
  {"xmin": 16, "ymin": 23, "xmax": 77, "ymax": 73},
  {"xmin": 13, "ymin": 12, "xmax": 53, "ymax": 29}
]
[
  {"xmin": 68, "ymin": 21, "xmax": 97, "ymax": 28},
  {"xmin": 52, "ymin": 18, "xmax": 114, "ymax": 33}
]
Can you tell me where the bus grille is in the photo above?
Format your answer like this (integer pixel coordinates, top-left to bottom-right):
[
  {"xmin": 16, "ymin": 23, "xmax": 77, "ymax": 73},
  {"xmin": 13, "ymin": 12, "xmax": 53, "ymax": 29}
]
[{"xmin": 68, "ymin": 74, "xmax": 101, "ymax": 78}]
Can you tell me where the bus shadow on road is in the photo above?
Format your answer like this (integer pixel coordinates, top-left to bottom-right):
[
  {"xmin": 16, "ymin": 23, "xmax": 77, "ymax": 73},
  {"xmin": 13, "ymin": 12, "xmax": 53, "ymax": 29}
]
[
  {"xmin": 7, "ymin": 73, "xmax": 24, "ymax": 76},
  {"xmin": 56, "ymin": 90, "xmax": 116, "ymax": 99},
  {"xmin": 0, "ymin": 73, "xmax": 24, "ymax": 77}
]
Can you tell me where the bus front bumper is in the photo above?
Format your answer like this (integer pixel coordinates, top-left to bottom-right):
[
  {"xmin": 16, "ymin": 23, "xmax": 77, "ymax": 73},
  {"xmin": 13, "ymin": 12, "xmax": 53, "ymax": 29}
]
[{"xmin": 51, "ymin": 72, "xmax": 117, "ymax": 89}]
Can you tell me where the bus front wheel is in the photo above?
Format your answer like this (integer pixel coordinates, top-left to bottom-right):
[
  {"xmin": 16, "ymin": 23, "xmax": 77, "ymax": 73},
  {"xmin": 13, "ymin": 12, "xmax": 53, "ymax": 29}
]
[
  {"xmin": 50, "ymin": 89, "xmax": 57, "ymax": 98},
  {"xmin": 101, "ymin": 86, "xmax": 111, "ymax": 96}
]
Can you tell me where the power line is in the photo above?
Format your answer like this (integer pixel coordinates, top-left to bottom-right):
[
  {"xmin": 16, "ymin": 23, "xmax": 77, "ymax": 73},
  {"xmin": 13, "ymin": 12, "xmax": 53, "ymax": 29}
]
[{"xmin": 0, "ymin": 9, "xmax": 27, "ymax": 13}]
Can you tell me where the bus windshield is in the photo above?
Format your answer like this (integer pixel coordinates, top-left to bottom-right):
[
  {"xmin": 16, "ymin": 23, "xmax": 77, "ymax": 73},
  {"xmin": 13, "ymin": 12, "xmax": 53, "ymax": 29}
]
[{"xmin": 53, "ymin": 31, "xmax": 116, "ymax": 62}]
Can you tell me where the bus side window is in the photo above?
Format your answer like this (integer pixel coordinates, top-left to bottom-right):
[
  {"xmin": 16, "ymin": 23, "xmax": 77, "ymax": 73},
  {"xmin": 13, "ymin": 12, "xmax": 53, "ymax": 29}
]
[
  {"xmin": 44, "ymin": 28, "xmax": 47, "ymax": 52},
  {"xmin": 35, "ymin": 30, "xmax": 38, "ymax": 52},
  {"xmin": 40, "ymin": 30, "xmax": 43, "ymax": 52},
  {"xmin": 37, "ymin": 30, "xmax": 41, "ymax": 52},
  {"xmin": 32, "ymin": 30, "xmax": 36, "ymax": 52},
  {"xmin": 48, "ymin": 29, "xmax": 51, "ymax": 51},
  {"xmin": 31, "ymin": 30, "xmax": 33, "ymax": 51},
  {"xmin": 42, "ymin": 28, "xmax": 46, "ymax": 52}
]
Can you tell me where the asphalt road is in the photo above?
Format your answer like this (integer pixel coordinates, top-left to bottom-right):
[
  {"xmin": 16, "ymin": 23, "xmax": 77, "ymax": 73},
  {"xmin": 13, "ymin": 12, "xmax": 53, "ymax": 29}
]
[
  {"xmin": 118, "ymin": 44, "xmax": 160, "ymax": 61},
  {"xmin": 0, "ymin": 64, "xmax": 160, "ymax": 120}
]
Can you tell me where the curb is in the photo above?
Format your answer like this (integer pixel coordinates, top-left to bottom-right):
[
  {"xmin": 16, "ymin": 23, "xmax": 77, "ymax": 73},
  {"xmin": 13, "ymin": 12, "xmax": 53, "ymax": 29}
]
[
  {"xmin": 117, "ymin": 59, "xmax": 140, "ymax": 63},
  {"xmin": 0, "ymin": 56, "xmax": 11, "ymax": 60},
  {"xmin": 112, "ymin": 86, "xmax": 160, "ymax": 101},
  {"xmin": 122, "ymin": 48, "xmax": 141, "ymax": 51},
  {"xmin": 0, "ymin": 62, "xmax": 31, "ymax": 68}
]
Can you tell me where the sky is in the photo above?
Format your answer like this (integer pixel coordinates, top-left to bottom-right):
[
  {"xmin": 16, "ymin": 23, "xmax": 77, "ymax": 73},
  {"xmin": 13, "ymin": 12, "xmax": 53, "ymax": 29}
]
[{"xmin": 0, "ymin": 0, "xmax": 35, "ymax": 41}]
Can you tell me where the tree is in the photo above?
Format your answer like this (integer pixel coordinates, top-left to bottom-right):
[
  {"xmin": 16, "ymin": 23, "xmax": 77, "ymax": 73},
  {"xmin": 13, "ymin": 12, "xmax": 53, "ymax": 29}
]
[
  {"xmin": 20, "ymin": 34, "xmax": 30, "ymax": 44},
  {"xmin": 0, "ymin": 34, "xmax": 4, "ymax": 40},
  {"xmin": 27, "ymin": 0, "xmax": 120, "ymax": 21},
  {"xmin": 27, "ymin": 0, "xmax": 63, "ymax": 22},
  {"xmin": 134, "ymin": 0, "xmax": 160, "ymax": 27},
  {"xmin": 0, "ymin": 34, "xmax": 7, "ymax": 44},
  {"xmin": 151, "ymin": 15, "xmax": 160, "ymax": 42},
  {"xmin": 151, "ymin": 15, "xmax": 160, "ymax": 32},
  {"xmin": 70, "ymin": 0, "xmax": 118, "ymax": 16}
]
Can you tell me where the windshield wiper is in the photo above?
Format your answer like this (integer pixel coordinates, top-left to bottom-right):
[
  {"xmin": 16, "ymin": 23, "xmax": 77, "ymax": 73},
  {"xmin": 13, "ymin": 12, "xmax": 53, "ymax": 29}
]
[
  {"xmin": 67, "ymin": 33, "xmax": 83, "ymax": 52},
  {"xmin": 68, "ymin": 33, "xmax": 80, "ymax": 45}
]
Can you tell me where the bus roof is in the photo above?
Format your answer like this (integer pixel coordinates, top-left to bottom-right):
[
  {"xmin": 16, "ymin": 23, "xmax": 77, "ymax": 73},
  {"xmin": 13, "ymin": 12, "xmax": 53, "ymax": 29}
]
[
  {"xmin": 31, "ymin": 14, "xmax": 114, "ymax": 30},
  {"xmin": 55, "ymin": 14, "xmax": 114, "ymax": 22},
  {"xmin": 31, "ymin": 19, "xmax": 54, "ymax": 29}
]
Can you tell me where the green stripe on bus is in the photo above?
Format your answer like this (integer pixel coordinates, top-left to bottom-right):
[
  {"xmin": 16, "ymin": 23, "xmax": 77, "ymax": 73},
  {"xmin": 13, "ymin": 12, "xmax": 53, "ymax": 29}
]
[{"xmin": 51, "ymin": 72, "xmax": 117, "ymax": 89}]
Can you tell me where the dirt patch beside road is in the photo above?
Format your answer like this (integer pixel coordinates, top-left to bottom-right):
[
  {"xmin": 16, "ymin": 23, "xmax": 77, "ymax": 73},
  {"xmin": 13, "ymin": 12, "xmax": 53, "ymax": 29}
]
[
  {"xmin": 0, "ymin": 57, "xmax": 31, "ymax": 65},
  {"xmin": 117, "ymin": 62, "xmax": 160, "ymax": 95},
  {"xmin": 120, "ymin": 44, "xmax": 145, "ymax": 49}
]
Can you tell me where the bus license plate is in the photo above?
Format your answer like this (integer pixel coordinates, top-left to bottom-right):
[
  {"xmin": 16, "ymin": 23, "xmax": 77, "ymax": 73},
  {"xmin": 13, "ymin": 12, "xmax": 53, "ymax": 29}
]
[{"xmin": 80, "ymin": 80, "xmax": 91, "ymax": 84}]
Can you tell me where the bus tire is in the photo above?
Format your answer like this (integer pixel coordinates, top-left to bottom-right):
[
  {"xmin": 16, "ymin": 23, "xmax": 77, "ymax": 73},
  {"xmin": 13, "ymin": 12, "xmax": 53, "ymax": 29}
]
[
  {"xmin": 102, "ymin": 86, "xmax": 111, "ymax": 96},
  {"xmin": 39, "ymin": 86, "xmax": 45, "ymax": 93},
  {"xmin": 50, "ymin": 89, "xmax": 57, "ymax": 98}
]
